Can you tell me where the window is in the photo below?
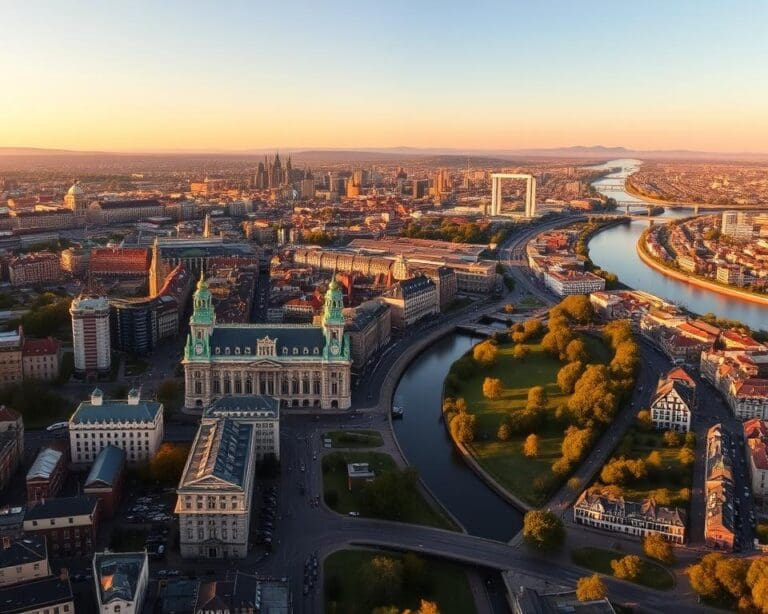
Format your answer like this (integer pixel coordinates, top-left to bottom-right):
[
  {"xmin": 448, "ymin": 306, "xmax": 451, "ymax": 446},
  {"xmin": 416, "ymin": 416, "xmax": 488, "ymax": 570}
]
[
  {"xmin": 282, "ymin": 347, "xmax": 288, "ymax": 355},
  {"xmin": 293, "ymin": 348, "xmax": 298, "ymax": 355},
  {"xmin": 234, "ymin": 347, "xmax": 240, "ymax": 355},
  {"xmin": 313, "ymin": 347, "xmax": 319, "ymax": 355},
  {"xmin": 215, "ymin": 347, "xmax": 221, "ymax": 355},
  {"xmin": 224, "ymin": 347, "xmax": 230, "ymax": 355},
  {"xmin": 245, "ymin": 347, "xmax": 251, "ymax": 355}
]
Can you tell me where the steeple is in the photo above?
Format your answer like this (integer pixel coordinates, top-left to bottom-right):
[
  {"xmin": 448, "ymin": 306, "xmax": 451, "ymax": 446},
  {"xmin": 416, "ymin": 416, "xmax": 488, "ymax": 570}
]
[{"xmin": 148, "ymin": 237, "xmax": 163, "ymax": 297}]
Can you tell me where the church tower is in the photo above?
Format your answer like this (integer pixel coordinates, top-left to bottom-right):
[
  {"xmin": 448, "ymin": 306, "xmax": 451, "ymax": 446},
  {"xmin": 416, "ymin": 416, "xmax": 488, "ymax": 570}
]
[
  {"xmin": 185, "ymin": 273, "xmax": 216, "ymax": 361},
  {"xmin": 64, "ymin": 180, "xmax": 87, "ymax": 215},
  {"xmin": 322, "ymin": 275, "xmax": 348, "ymax": 360}
]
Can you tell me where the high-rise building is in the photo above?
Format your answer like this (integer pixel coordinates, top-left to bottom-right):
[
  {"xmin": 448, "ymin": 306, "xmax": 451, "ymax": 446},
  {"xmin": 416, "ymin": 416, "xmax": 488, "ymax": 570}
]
[
  {"xmin": 433, "ymin": 168, "xmax": 450, "ymax": 201},
  {"xmin": 70, "ymin": 295, "xmax": 111, "ymax": 378},
  {"xmin": 721, "ymin": 210, "xmax": 754, "ymax": 240}
]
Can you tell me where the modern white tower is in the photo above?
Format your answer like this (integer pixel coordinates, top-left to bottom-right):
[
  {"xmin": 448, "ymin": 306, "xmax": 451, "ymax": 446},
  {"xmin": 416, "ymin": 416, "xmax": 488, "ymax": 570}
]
[{"xmin": 490, "ymin": 173, "xmax": 536, "ymax": 217}]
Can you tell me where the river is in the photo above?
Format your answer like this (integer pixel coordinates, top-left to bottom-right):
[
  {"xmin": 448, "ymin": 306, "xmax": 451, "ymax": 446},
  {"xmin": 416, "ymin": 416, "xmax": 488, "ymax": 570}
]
[
  {"xmin": 588, "ymin": 159, "xmax": 767, "ymax": 331},
  {"xmin": 392, "ymin": 333, "xmax": 524, "ymax": 541}
]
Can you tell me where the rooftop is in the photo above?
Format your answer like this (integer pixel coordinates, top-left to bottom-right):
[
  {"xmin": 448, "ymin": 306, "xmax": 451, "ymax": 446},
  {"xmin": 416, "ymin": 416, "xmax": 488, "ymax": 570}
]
[
  {"xmin": 94, "ymin": 551, "xmax": 147, "ymax": 605},
  {"xmin": 179, "ymin": 419, "xmax": 253, "ymax": 490},
  {"xmin": 0, "ymin": 575, "xmax": 72, "ymax": 613},
  {"xmin": 207, "ymin": 395, "xmax": 279, "ymax": 419},
  {"xmin": 26, "ymin": 448, "xmax": 63, "ymax": 481},
  {"xmin": 24, "ymin": 496, "xmax": 97, "ymax": 521},
  {"xmin": 0, "ymin": 535, "xmax": 47, "ymax": 569},
  {"xmin": 84, "ymin": 445, "xmax": 125, "ymax": 488}
]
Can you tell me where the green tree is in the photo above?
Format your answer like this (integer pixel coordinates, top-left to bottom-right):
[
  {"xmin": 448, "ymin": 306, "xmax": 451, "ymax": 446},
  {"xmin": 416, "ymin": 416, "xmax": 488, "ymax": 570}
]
[
  {"xmin": 556, "ymin": 361, "xmax": 583, "ymax": 394},
  {"xmin": 402, "ymin": 553, "xmax": 432, "ymax": 595},
  {"xmin": 364, "ymin": 555, "xmax": 404, "ymax": 604},
  {"xmin": 523, "ymin": 434, "xmax": 539, "ymax": 458},
  {"xmin": 643, "ymin": 533, "xmax": 675, "ymax": 564},
  {"xmin": 576, "ymin": 575, "xmax": 607, "ymax": 601},
  {"xmin": 482, "ymin": 377, "xmax": 503, "ymax": 399},
  {"xmin": 523, "ymin": 510, "xmax": 565, "ymax": 551},
  {"xmin": 360, "ymin": 468, "xmax": 419, "ymax": 521},
  {"xmin": 611, "ymin": 555, "xmax": 642, "ymax": 581}
]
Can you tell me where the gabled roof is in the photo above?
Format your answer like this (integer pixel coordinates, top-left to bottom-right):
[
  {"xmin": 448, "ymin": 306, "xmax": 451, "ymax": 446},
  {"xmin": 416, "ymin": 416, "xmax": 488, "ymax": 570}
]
[
  {"xmin": 85, "ymin": 445, "xmax": 125, "ymax": 488},
  {"xmin": 179, "ymin": 419, "xmax": 253, "ymax": 491},
  {"xmin": 0, "ymin": 534, "xmax": 47, "ymax": 568},
  {"xmin": 94, "ymin": 551, "xmax": 147, "ymax": 605},
  {"xmin": 26, "ymin": 448, "xmax": 63, "ymax": 481},
  {"xmin": 24, "ymin": 496, "xmax": 97, "ymax": 521}
]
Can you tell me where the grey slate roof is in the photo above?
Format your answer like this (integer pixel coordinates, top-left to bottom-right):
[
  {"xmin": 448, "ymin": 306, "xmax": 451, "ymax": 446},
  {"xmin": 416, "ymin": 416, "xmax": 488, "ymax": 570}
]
[
  {"xmin": 210, "ymin": 324, "xmax": 325, "ymax": 356},
  {"xmin": 85, "ymin": 445, "xmax": 125, "ymax": 488},
  {"xmin": 0, "ymin": 576, "xmax": 72, "ymax": 613},
  {"xmin": 24, "ymin": 496, "xmax": 98, "ymax": 521},
  {"xmin": 207, "ymin": 395, "xmax": 280, "ymax": 418},
  {"xmin": 71, "ymin": 399, "xmax": 162, "ymax": 424},
  {"xmin": 26, "ymin": 447, "xmax": 63, "ymax": 481},
  {"xmin": 0, "ymin": 535, "xmax": 47, "ymax": 568},
  {"xmin": 180, "ymin": 419, "xmax": 252, "ymax": 489},
  {"xmin": 94, "ymin": 552, "xmax": 147, "ymax": 605}
]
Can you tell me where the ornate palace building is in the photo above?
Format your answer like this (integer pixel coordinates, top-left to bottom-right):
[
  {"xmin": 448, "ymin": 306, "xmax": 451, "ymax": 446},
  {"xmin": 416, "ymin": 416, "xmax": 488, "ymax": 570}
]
[{"xmin": 183, "ymin": 274, "xmax": 352, "ymax": 410}]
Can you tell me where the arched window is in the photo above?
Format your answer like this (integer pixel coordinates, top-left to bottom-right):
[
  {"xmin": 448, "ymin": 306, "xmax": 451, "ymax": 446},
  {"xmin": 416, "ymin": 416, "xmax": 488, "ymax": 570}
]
[
  {"xmin": 245, "ymin": 376, "xmax": 253, "ymax": 394},
  {"xmin": 282, "ymin": 347, "xmax": 288, "ymax": 355},
  {"xmin": 313, "ymin": 347, "xmax": 319, "ymax": 355},
  {"xmin": 293, "ymin": 348, "xmax": 298, "ymax": 355},
  {"xmin": 234, "ymin": 347, "xmax": 240, "ymax": 355},
  {"xmin": 215, "ymin": 347, "xmax": 221, "ymax": 355},
  {"xmin": 303, "ymin": 347, "xmax": 309, "ymax": 355},
  {"xmin": 244, "ymin": 347, "xmax": 251, "ymax": 355},
  {"xmin": 224, "ymin": 347, "xmax": 230, "ymax": 355}
]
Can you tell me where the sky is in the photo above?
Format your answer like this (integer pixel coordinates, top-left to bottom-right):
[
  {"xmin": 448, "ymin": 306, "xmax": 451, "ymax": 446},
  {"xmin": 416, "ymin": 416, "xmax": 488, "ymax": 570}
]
[{"xmin": 2, "ymin": 0, "xmax": 767, "ymax": 153}]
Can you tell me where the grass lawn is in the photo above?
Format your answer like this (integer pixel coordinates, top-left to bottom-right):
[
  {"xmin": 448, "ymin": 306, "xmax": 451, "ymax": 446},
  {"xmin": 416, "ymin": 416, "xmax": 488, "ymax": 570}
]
[
  {"xmin": 571, "ymin": 547, "xmax": 674, "ymax": 590},
  {"xmin": 322, "ymin": 451, "xmax": 457, "ymax": 531},
  {"xmin": 325, "ymin": 430, "xmax": 383, "ymax": 448},
  {"xmin": 324, "ymin": 549, "xmax": 476, "ymax": 614},
  {"xmin": 594, "ymin": 429, "xmax": 693, "ymax": 508},
  {"xmin": 451, "ymin": 338, "xmax": 609, "ymax": 506}
]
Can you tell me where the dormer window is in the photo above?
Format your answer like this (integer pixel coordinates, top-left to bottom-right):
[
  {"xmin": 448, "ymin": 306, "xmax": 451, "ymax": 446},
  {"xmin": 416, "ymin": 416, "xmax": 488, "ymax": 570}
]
[
  {"xmin": 234, "ymin": 347, "xmax": 240, "ymax": 355},
  {"xmin": 303, "ymin": 347, "xmax": 309, "ymax": 355},
  {"xmin": 245, "ymin": 347, "xmax": 251, "ymax": 355},
  {"xmin": 224, "ymin": 347, "xmax": 230, "ymax": 355},
  {"xmin": 282, "ymin": 347, "xmax": 288, "ymax": 355},
  {"xmin": 215, "ymin": 347, "xmax": 221, "ymax": 355},
  {"xmin": 313, "ymin": 347, "xmax": 319, "ymax": 355},
  {"xmin": 293, "ymin": 348, "xmax": 298, "ymax": 355}
]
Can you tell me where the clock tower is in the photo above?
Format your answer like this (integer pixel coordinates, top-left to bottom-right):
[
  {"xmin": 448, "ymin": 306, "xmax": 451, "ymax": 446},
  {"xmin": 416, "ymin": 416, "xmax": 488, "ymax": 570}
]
[
  {"xmin": 185, "ymin": 273, "xmax": 215, "ymax": 361},
  {"xmin": 322, "ymin": 275, "xmax": 348, "ymax": 360}
]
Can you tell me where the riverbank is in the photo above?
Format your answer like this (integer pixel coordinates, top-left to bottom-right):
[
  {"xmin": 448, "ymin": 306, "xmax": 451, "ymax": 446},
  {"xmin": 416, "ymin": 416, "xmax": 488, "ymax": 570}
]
[{"xmin": 636, "ymin": 228, "xmax": 768, "ymax": 307}]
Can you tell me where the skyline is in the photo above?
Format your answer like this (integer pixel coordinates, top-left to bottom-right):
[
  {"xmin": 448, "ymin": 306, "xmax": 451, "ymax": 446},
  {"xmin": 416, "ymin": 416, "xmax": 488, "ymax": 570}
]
[{"xmin": 3, "ymin": 1, "xmax": 768, "ymax": 153}]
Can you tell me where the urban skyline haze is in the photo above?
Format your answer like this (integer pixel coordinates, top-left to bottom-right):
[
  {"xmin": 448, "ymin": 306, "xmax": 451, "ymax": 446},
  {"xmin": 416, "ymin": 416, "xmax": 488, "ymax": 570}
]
[{"xmin": 2, "ymin": 0, "xmax": 767, "ymax": 153}]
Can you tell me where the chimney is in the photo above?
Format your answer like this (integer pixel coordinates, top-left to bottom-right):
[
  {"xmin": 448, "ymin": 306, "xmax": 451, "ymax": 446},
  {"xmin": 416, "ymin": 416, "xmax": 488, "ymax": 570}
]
[
  {"xmin": 2, "ymin": 536, "xmax": 10, "ymax": 549},
  {"xmin": 91, "ymin": 389, "xmax": 103, "ymax": 406},
  {"xmin": 127, "ymin": 388, "xmax": 140, "ymax": 406}
]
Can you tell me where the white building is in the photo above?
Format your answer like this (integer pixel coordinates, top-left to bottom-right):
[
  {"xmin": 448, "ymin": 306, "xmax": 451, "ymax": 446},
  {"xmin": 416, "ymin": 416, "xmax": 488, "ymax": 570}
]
[
  {"xmin": 92, "ymin": 551, "xmax": 148, "ymax": 614},
  {"xmin": 68, "ymin": 389, "xmax": 164, "ymax": 466},
  {"xmin": 70, "ymin": 295, "xmax": 111, "ymax": 378},
  {"xmin": 573, "ymin": 491, "xmax": 686, "ymax": 544},
  {"xmin": 543, "ymin": 269, "xmax": 605, "ymax": 297},
  {"xmin": 650, "ymin": 368, "xmax": 696, "ymax": 432},
  {"xmin": 205, "ymin": 396, "xmax": 280, "ymax": 460},
  {"xmin": 381, "ymin": 275, "xmax": 439, "ymax": 329},
  {"xmin": 721, "ymin": 210, "xmax": 754, "ymax": 241},
  {"xmin": 0, "ymin": 535, "xmax": 49, "ymax": 587},
  {"xmin": 175, "ymin": 418, "xmax": 256, "ymax": 559}
]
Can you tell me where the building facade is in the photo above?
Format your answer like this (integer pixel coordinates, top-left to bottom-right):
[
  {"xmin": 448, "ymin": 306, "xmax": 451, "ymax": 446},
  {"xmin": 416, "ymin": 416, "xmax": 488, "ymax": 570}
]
[
  {"xmin": 650, "ymin": 369, "xmax": 695, "ymax": 432},
  {"xmin": 23, "ymin": 496, "xmax": 99, "ymax": 558},
  {"xmin": 0, "ymin": 330, "xmax": 23, "ymax": 388},
  {"xmin": 183, "ymin": 274, "xmax": 352, "ymax": 410},
  {"xmin": 68, "ymin": 389, "xmax": 164, "ymax": 466},
  {"xmin": 573, "ymin": 491, "xmax": 686, "ymax": 544},
  {"xmin": 344, "ymin": 300, "xmax": 391, "ymax": 370},
  {"xmin": 21, "ymin": 337, "xmax": 60, "ymax": 382},
  {"xmin": 26, "ymin": 447, "xmax": 66, "ymax": 505},
  {"xmin": 83, "ymin": 444, "xmax": 126, "ymax": 519},
  {"xmin": 0, "ymin": 534, "xmax": 49, "ymax": 587},
  {"xmin": 175, "ymin": 418, "xmax": 256, "ymax": 559},
  {"xmin": 381, "ymin": 275, "xmax": 439, "ymax": 330},
  {"xmin": 744, "ymin": 419, "xmax": 768, "ymax": 514},
  {"xmin": 70, "ymin": 295, "xmax": 111, "ymax": 378},
  {"xmin": 7, "ymin": 253, "xmax": 61, "ymax": 287}
]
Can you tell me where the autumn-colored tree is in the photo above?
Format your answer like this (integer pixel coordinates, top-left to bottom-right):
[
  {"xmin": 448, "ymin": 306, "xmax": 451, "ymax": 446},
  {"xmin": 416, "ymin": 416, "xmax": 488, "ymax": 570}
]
[
  {"xmin": 522, "ymin": 318, "xmax": 544, "ymax": 340},
  {"xmin": 526, "ymin": 386, "xmax": 548, "ymax": 411},
  {"xmin": 558, "ymin": 295, "xmax": 595, "ymax": 323},
  {"xmin": 603, "ymin": 319, "xmax": 633, "ymax": 349},
  {"xmin": 482, "ymin": 377, "xmax": 503, "ymax": 399},
  {"xmin": 611, "ymin": 555, "xmax": 642, "ymax": 581},
  {"xmin": 455, "ymin": 398, "xmax": 467, "ymax": 413},
  {"xmin": 497, "ymin": 421, "xmax": 511, "ymax": 441},
  {"xmin": 663, "ymin": 430, "xmax": 682, "ymax": 447},
  {"xmin": 678, "ymin": 446, "xmax": 695, "ymax": 466},
  {"xmin": 567, "ymin": 476, "xmax": 582, "ymax": 492},
  {"xmin": 450, "ymin": 412, "xmax": 476, "ymax": 444},
  {"xmin": 688, "ymin": 553, "xmax": 725, "ymax": 601},
  {"xmin": 523, "ymin": 434, "xmax": 539, "ymax": 458},
  {"xmin": 473, "ymin": 340, "xmax": 498, "ymax": 367},
  {"xmin": 504, "ymin": 303, "xmax": 515, "ymax": 313},
  {"xmin": 561, "ymin": 426, "xmax": 595, "ymax": 464},
  {"xmin": 565, "ymin": 338, "xmax": 588, "ymax": 363},
  {"xmin": 556, "ymin": 361, "xmax": 583, "ymax": 394},
  {"xmin": 364, "ymin": 555, "xmax": 404, "ymax": 604},
  {"xmin": 643, "ymin": 533, "xmax": 675, "ymax": 564},
  {"xmin": 636, "ymin": 409, "xmax": 652, "ymax": 431},
  {"xmin": 551, "ymin": 457, "xmax": 572, "ymax": 476},
  {"xmin": 646, "ymin": 450, "xmax": 663, "ymax": 469},
  {"xmin": 715, "ymin": 557, "xmax": 750, "ymax": 601},
  {"xmin": 542, "ymin": 327, "xmax": 576, "ymax": 360},
  {"xmin": 442, "ymin": 397, "xmax": 455, "ymax": 414},
  {"xmin": 148, "ymin": 443, "xmax": 190, "ymax": 484},
  {"xmin": 513, "ymin": 344, "xmax": 530, "ymax": 360},
  {"xmin": 523, "ymin": 510, "xmax": 565, "ymax": 551},
  {"xmin": 576, "ymin": 575, "xmax": 607, "ymax": 601}
]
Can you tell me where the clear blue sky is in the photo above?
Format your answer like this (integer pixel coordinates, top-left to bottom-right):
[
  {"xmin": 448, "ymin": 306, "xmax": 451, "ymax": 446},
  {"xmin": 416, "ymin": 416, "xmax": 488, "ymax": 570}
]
[{"xmin": 2, "ymin": 0, "xmax": 767, "ymax": 151}]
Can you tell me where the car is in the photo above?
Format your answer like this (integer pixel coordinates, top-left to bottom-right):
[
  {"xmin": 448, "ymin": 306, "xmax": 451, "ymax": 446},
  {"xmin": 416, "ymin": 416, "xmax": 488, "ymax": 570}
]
[
  {"xmin": 46, "ymin": 422, "xmax": 69, "ymax": 432},
  {"xmin": 348, "ymin": 511, "xmax": 360, "ymax": 517}
]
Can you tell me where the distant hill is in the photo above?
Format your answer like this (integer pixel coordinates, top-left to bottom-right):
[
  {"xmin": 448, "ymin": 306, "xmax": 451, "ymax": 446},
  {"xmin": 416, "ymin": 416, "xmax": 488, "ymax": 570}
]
[{"xmin": 1, "ymin": 145, "xmax": 767, "ymax": 162}]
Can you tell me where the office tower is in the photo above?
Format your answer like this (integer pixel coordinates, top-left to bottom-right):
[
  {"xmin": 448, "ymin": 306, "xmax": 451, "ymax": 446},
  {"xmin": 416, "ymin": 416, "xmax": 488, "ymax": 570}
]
[{"xmin": 70, "ymin": 295, "xmax": 111, "ymax": 378}]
